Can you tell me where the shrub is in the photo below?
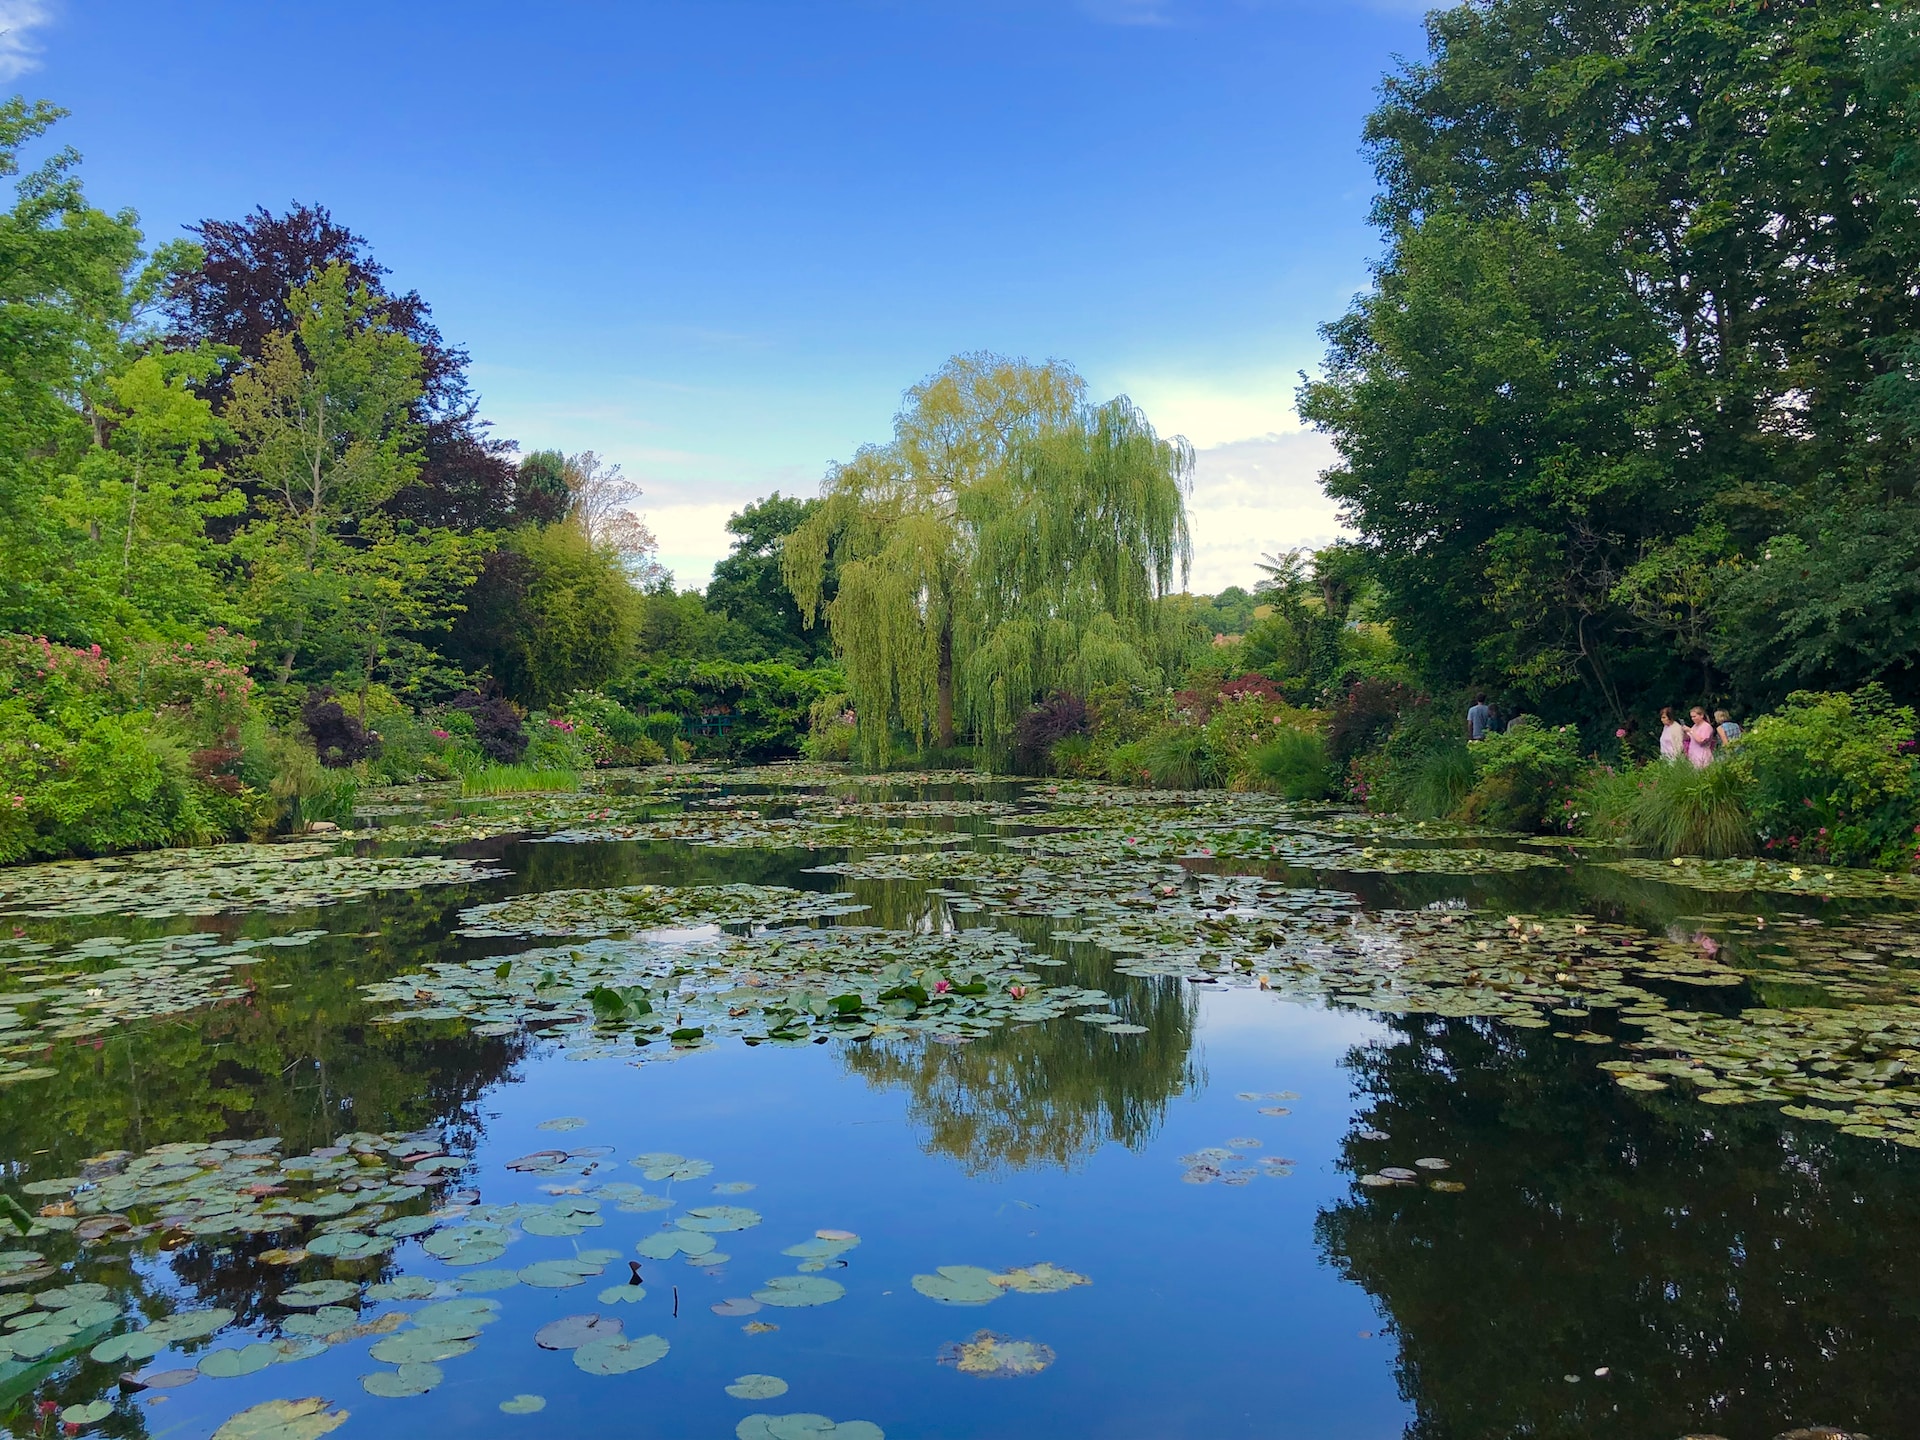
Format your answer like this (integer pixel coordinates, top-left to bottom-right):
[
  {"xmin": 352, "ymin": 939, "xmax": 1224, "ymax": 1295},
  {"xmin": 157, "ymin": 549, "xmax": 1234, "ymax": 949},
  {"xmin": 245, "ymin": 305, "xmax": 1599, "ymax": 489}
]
[
  {"xmin": 1328, "ymin": 677, "xmax": 1418, "ymax": 769},
  {"xmin": 300, "ymin": 689, "xmax": 382, "ymax": 768},
  {"xmin": 612, "ymin": 660, "xmax": 844, "ymax": 761},
  {"xmin": 1405, "ymin": 741, "xmax": 1476, "ymax": 820},
  {"xmin": 524, "ymin": 715, "xmax": 593, "ymax": 772},
  {"xmin": 1048, "ymin": 733, "xmax": 1099, "ymax": 777},
  {"xmin": 1739, "ymin": 686, "xmax": 1920, "ymax": 869},
  {"xmin": 802, "ymin": 692, "xmax": 856, "ymax": 763},
  {"xmin": 1012, "ymin": 693, "xmax": 1090, "ymax": 775},
  {"xmin": 1576, "ymin": 760, "xmax": 1755, "ymax": 858},
  {"xmin": 260, "ymin": 734, "xmax": 359, "ymax": 833},
  {"xmin": 446, "ymin": 689, "xmax": 528, "ymax": 764},
  {"xmin": 556, "ymin": 692, "xmax": 666, "ymax": 766},
  {"xmin": 1120, "ymin": 725, "xmax": 1222, "ymax": 790},
  {"xmin": 1243, "ymin": 729, "xmax": 1335, "ymax": 800},
  {"xmin": 1456, "ymin": 722, "xmax": 1585, "ymax": 832}
]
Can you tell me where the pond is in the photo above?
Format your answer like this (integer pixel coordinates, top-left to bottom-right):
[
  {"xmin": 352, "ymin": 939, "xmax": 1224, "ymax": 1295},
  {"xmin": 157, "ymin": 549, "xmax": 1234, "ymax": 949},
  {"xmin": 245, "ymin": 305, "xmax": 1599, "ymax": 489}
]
[{"xmin": 1, "ymin": 766, "xmax": 1915, "ymax": 1440}]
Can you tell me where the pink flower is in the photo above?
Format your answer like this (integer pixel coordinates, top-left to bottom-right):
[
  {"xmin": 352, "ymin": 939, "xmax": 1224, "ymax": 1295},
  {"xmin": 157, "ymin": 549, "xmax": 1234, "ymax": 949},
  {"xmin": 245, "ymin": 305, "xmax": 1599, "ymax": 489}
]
[
  {"xmin": 433, "ymin": 729, "xmax": 450, "ymax": 740},
  {"xmin": 932, "ymin": 979, "xmax": 951, "ymax": 994},
  {"xmin": 1615, "ymin": 728, "xmax": 1627, "ymax": 738},
  {"xmin": 1008, "ymin": 985, "xmax": 1028, "ymax": 1000}
]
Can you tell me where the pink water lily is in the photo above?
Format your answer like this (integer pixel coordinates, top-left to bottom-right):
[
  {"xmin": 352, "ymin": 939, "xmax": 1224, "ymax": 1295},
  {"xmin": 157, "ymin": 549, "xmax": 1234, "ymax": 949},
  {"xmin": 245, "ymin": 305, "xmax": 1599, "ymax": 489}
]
[
  {"xmin": 1008, "ymin": 984, "xmax": 1028, "ymax": 1000},
  {"xmin": 933, "ymin": 979, "xmax": 951, "ymax": 994}
]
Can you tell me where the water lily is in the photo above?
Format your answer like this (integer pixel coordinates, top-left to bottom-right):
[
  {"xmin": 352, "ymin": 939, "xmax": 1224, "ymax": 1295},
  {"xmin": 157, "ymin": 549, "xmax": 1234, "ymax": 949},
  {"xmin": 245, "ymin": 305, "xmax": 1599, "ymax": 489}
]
[
  {"xmin": 932, "ymin": 979, "xmax": 951, "ymax": 994},
  {"xmin": 1007, "ymin": 985, "xmax": 1028, "ymax": 1000}
]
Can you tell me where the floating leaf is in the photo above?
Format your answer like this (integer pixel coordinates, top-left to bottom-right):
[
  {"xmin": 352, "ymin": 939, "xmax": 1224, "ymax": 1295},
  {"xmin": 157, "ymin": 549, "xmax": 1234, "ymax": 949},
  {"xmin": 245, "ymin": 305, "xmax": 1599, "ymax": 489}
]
[
  {"xmin": 361, "ymin": 1362, "xmax": 442, "ymax": 1397},
  {"xmin": 753, "ymin": 1275, "xmax": 846, "ymax": 1308},
  {"xmin": 726, "ymin": 1373, "xmax": 791, "ymax": 1400},
  {"xmin": 911, "ymin": 1266, "xmax": 1001, "ymax": 1306},
  {"xmin": 574, "ymin": 1332, "xmax": 669, "ymax": 1374},
  {"xmin": 637, "ymin": 1230, "xmax": 715, "ymax": 1260},
  {"xmin": 277, "ymin": 1282, "xmax": 359, "ymax": 1310},
  {"xmin": 537, "ymin": 1117, "xmax": 588, "ymax": 1132},
  {"xmin": 499, "ymin": 1395, "xmax": 546, "ymax": 1415},
  {"xmin": 535, "ymin": 1314, "xmax": 623, "ymax": 1350},
  {"xmin": 678, "ymin": 1205, "xmax": 762, "ymax": 1233},
  {"xmin": 59, "ymin": 1400, "xmax": 112, "ymax": 1426},
  {"xmin": 210, "ymin": 1398, "xmax": 350, "ymax": 1440},
  {"xmin": 200, "ymin": 1343, "xmax": 283, "ymax": 1378},
  {"xmin": 938, "ymin": 1329, "xmax": 1056, "ymax": 1377},
  {"xmin": 992, "ymin": 1264, "xmax": 1089, "ymax": 1295}
]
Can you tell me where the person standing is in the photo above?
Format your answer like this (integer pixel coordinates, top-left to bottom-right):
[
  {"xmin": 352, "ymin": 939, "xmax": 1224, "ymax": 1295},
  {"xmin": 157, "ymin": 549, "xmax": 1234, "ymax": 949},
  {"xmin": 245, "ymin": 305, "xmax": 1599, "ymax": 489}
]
[
  {"xmin": 1715, "ymin": 709, "xmax": 1743, "ymax": 744},
  {"xmin": 1467, "ymin": 693, "xmax": 1494, "ymax": 742},
  {"xmin": 1684, "ymin": 706, "xmax": 1719, "ymax": 767},
  {"xmin": 1659, "ymin": 707, "xmax": 1685, "ymax": 762}
]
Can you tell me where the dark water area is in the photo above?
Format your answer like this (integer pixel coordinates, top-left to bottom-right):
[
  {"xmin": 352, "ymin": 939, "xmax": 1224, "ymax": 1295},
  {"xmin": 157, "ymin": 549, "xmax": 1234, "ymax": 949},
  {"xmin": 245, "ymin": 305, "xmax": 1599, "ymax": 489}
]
[{"xmin": 0, "ymin": 774, "xmax": 1914, "ymax": 1440}]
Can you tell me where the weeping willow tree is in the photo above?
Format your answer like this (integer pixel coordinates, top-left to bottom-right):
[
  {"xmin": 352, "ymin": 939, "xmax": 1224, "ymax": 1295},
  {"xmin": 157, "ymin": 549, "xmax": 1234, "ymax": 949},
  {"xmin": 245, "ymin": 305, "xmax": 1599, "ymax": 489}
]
[{"xmin": 784, "ymin": 352, "xmax": 1191, "ymax": 767}]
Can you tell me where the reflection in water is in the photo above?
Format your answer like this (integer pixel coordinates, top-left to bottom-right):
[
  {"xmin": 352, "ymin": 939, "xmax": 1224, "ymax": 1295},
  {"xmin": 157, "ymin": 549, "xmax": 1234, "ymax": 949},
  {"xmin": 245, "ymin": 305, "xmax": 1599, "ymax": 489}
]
[
  {"xmin": 844, "ymin": 930, "xmax": 1201, "ymax": 1174},
  {"xmin": 1316, "ymin": 1015, "xmax": 1920, "ymax": 1440}
]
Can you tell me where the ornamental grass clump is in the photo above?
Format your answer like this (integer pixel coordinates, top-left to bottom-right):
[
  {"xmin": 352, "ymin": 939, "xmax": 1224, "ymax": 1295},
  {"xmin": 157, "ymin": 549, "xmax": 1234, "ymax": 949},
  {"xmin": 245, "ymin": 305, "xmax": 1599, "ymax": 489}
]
[{"xmin": 462, "ymin": 765, "xmax": 582, "ymax": 796}]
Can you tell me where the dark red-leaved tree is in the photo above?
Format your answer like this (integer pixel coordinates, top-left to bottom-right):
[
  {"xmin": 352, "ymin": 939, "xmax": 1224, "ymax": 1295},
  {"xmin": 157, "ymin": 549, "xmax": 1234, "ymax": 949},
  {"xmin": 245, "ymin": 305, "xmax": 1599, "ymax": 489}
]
[{"xmin": 166, "ymin": 203, "xmax": 524, "ymax": 530}]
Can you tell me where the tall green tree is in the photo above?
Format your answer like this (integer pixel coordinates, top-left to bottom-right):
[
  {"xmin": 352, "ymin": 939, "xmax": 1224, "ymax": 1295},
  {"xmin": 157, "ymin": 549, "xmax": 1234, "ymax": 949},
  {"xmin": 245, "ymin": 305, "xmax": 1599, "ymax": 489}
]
[
  {"xmin": 225, "ymin": 264, "xmax": 428, "ymax": 683},
  {"xmin": 1301, "ymin": 0, "xmax": 1920, "ymax": 717},
  {"xmin": 705, "ymin": 492, "xmax": 833, "ymax": 665},
  {"xmin": 786, "ymin": 353, "xmax": 1189, "ymax": 765}
]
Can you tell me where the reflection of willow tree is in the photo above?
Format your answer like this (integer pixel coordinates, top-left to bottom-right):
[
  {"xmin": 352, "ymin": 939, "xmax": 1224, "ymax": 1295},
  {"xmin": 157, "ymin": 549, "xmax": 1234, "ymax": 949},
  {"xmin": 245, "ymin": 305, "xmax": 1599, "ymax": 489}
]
[
  {"xmin": 1315, "ymin": 1015, "xmax": 1920, "ymax": 1440},
  {"xmin": 843, "ymin": 935, "xmax": 1200, "ymax": 1175}
]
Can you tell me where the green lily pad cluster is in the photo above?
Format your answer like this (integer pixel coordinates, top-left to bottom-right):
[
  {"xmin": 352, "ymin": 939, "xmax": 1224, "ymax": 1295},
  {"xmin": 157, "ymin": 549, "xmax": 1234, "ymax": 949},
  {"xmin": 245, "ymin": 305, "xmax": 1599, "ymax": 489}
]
[
  {"xmin": 0, "ymin": 844, "xmax": 507, "ymax": 919},
  {"xmin": 456, "ymin": 883, "xmax": 869, "ymax": 939},
  {"xmin": 1601, "ymin": 855, "xmax": 1920, "ymax": 900},
  {"xmin": 936, "ymin": 1329, "xmax": 1056, "ymax": 1378},
  {"xmin": 735, "ymin": 1416, "xmax": 884, "ymax": 1440},
  {"xmin": 0, "ymin": 930, "xmax": 325, "ymax": 1064},
  {"xmin": 367, "ymin": 923, "xmax": 1109, "ymax": 1048},
  {"xmin": 14, "ymin": 1128, "xmax": 456, "ymax": 1254},
  {"xmin": 910, "ymin": 1262, "xmax": 1089, "ymax": 1305}
]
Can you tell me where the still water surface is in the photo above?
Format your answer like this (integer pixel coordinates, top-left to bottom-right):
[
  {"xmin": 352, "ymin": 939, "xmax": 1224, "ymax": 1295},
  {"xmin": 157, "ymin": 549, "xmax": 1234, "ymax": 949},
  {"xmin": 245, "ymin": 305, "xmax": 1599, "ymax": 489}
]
[{"xmin": 1, "ymin": 773, "xmax": 1915, "ymax": 1440}]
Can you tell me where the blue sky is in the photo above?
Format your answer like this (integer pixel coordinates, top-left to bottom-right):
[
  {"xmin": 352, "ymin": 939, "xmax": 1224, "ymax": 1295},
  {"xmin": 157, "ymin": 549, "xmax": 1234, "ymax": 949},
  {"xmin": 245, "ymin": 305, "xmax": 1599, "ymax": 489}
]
[{"xmin": 12, "ymin": 0, "xmax": 1425, "ymax": 589}]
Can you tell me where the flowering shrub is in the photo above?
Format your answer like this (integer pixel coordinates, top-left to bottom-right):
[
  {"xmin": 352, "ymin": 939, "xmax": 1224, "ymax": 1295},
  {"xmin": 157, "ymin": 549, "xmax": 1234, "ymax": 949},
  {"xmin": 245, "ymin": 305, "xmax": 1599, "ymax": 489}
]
[
  {"xmin": 1456, "ymin": 721, "xmax": 1586, "ymax": 831},
  {"xmin": 0, "ymin": 632, "xmax": 268, "ymax": 861},
  {"xmin": 1739, "ymin": 686, "xmax": 1920, "ymax": 869}
]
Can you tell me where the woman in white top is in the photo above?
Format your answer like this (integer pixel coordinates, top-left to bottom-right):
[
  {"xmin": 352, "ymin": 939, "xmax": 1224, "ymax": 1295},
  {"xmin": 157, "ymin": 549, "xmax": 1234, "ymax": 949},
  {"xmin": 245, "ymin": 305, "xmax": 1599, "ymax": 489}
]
[{"xmin": 1658, "ymin": 707, "xmax": 1685, "ymax": 762}]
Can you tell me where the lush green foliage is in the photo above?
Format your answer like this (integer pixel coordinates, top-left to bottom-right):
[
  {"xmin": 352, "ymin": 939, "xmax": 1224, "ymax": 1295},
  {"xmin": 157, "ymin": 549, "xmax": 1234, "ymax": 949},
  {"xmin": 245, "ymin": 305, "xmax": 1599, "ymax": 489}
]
[
  {"xmin": 1576, "ymin": 760, "xmax": 1756, "ymax": 860},
  {"xmin": 787, "ymin": 354, "xmax": 1191, "ymax": 766},
  {"xmin": 461, "ymin": 764, "xmax": 582, "ymax": 796},
  {"xmin": 612, "ymin": 660, "xmax": 844, "ymax": 761},
  {"xmin": 1738, "ymin": 687, "xmax": 1920, "ymax": 869},
  {"xmin": 1243, "ymin": 730, "xmax": 1336, "ymax": 801},
  {"xmin": 1455, "ymin": 724, "xmax": 1587, "ymax": 832},
  {"xmin": 1300, "ymin": 0, "xmax": 1920, "ymax": 722}
]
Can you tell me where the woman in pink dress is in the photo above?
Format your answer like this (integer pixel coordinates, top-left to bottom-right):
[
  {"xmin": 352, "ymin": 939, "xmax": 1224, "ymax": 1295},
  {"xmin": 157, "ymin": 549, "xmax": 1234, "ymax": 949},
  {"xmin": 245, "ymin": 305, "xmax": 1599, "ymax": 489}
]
[
  {"xmin": 1658, "ymin": 707, "xmax": 1685, "ymax": 762},
  {"xmin": 1684, "ymin": 706, "xmax": 1718, "ymax": 767}
]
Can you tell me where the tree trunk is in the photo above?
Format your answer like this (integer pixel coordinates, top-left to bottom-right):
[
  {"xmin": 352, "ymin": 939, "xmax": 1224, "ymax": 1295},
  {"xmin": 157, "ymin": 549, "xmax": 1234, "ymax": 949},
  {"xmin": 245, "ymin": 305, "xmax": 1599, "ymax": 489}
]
[{"xmin": 935, "ymin": 623, "xmax": 955, "ymax": 751}]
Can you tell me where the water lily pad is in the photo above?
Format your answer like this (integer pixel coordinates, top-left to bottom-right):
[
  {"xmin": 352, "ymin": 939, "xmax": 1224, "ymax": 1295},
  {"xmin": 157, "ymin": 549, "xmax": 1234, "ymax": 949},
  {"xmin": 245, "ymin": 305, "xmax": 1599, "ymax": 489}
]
[
  {"xmin": 752, "ymin": 1276, "xmax": 845, "ymax": 1308},
  {"xmin": 210, "ymin": 1397, "xmax": 350, "ymax": 1440},
  {"xmin": 278, "ymin": 1282, "xmax": 359, "ymax": 1309},
  {"xmin": 307, "ymin": 1231, "xmax": 392, "ymax": 1261},
  {"xmin": 59, "ymin": 1400, "xmax": 112, "ymax": 1426},
  {"xmin": 519, "ymin": 1259, "xmax": 599, "ymax": 1288},
  {"xmin": 727, "ymin": 1374, "xmax": 789, "ymax": 1400},
  {"xmin": 361, "ymin": 1362, "xmax": 442, "ymax": 1397},
  {"xmin": 92, "ymin": 1330, "xmax": 162, "ymax": 1364},
  {"xmin": 499, "ymin": 1395, "xmax": 546, "ymax": 1415},
  {"xmin": 600, "ymin": 1284, "xmax": 648, "ymax": 1304},
  {"xmin": 938, "ymin": 1329, "xmax": 1056, "ymax": 1378},
  {"xmin": 992, "ymin": 1263, "xmax": 1089, "ymax": 1294},
  {"xmin": 369, "ymin": 1332, "xmax": 473, "ymax": 1364},
  {"xmin": 712, "ymin": 1297, "xmax": 762, "ymax": 1317},
  {"xmin": 633, "ymin": 1153, "xmax": 715, "ymax": 1183},
  {"xmin": 538, "ymin": 1117, "xmax": 588, "ymax": 1132},
  {"xmin": 735, "ymin": 1415, "xmax": 884, "ymax": 1440},
  {"xmin": 200, "ymin": 1343, "xmax": 282, "ymax": 1378},
  {"xmin": 366, "ymin": 1277, "xmax": 437, "ymax": 1301},
  {"xmin": 535, "ymin": 1313, "xmax": 623, "ymax": 1350},
  {"xmin": 423, "ymin": 1225, "xmax": 509, "ymax": 1265},
  {"xmin": 132, "ymin": 1367, "xmax": 200, "ymax": 1389},
  {"xmin": 638, "ymin": 1230, "xmax": 715, "ymax": 1259},
  {"xmin": 574, "ymin": 1332, "xmax": 669, "ymax": 1374},
  {"xmin": 911, "ymin": 1266, "xmax": 1001, "ymax": 1306},
  {"xmin": 149, "ymin": 1305, "xmax": 239, "ymax": 1337},
  {"xmin": 451, "ymin": 1268, "xmax": 520, "ymax": 1293},
  {"xmin": 677, "ymin": 1205, "xmax": 762, "ymax": 1233}
]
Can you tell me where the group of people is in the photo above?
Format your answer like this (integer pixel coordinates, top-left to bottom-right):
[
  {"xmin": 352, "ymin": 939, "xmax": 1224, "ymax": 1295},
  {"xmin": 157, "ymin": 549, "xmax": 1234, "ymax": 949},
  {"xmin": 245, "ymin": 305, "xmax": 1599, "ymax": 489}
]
[
  {"xmin": 1465, "ymin": 694, "xmax": 1743, "ymax": 768},
  {"xmin": 1658, "ymin": 705, "xmax": 1741, "ymax": 767}
]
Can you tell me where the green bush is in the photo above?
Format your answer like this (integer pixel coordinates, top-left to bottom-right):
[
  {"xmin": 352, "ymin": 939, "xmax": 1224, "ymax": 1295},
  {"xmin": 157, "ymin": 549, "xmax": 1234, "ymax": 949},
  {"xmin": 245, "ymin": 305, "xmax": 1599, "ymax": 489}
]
[
  {"xmin": 1243, "ymin": 729, "xmax": 1335, "ymax": 800},
  {"xmin": 554, "ymin": 692, "xmax": 667, "ymax": 767},
  {"xmin": 1406, "ymin": 741, "xmax": 1476, "ymax": 819},
  {"xmin": 611, "ymin": 660, "xmax": 844, "ymax": 761},
  {"xmin": 524, "ymin": 715, "xmax": 593, "ymax": 772},
  {"xmin": 1113, "ymin": 725, "xmax": 1222, "ymax": 790},
  {"xmin": 1456, "ymin": 722, "xmax": 1585, "ymax": 832},
  {"xmin": 258, "ymin": 734, "xmax": 358, "ymax": 833},
  {"xmin": 1739, "ymin": 686, "xmax": 1920, "ymax": 869},
  {"xmin": 1576, "ymin": 759, "xmax": 1755, "ymax": 858}
]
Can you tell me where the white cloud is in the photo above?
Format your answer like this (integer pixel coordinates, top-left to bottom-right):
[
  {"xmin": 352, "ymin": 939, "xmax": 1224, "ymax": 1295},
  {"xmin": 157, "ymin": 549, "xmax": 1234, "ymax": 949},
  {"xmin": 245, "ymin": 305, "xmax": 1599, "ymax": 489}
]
[
  {"xmin": 0, "ymin": 1, "xmax": 51, "ymax": 81},
  {"xmin": 643, "ymin": 497, "xmax": 741, "ymax": 591},
  {"xmin": 1107, "ymin": 367, "xmax": 1306, "ymax": 450},
  {"xmin": 1183, "ymin": 430, "xmax": 1346, "ymax": 594}
]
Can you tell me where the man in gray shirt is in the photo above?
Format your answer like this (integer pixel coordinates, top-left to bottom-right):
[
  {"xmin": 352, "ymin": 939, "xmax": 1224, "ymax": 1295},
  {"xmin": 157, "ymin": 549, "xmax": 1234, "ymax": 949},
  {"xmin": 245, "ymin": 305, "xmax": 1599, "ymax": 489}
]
[{"xmin": 1466, "ymin": 694, "xmax": 1493, "ymax": 742}]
